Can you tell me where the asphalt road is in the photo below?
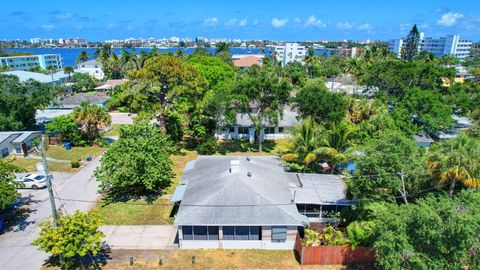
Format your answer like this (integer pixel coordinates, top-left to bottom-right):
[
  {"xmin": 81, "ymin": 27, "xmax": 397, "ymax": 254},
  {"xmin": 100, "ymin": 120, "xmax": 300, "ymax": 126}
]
[{"xmin": 0, "ymin": 157, "xmax": 101, "ymax": 270}]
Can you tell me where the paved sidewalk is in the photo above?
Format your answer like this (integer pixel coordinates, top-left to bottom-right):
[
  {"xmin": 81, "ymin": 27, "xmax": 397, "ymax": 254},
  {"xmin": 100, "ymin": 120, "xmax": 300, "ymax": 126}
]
[{"xmin": 100, "ymin": 225, "xmax": 178, "ymax": 249}]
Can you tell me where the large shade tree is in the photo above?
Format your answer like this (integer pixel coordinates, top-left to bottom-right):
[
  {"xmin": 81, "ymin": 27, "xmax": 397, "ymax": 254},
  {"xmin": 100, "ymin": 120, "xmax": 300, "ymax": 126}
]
[
  {"xmin": 230, "ymin": 66, "xmax": 292, "ymax": 152},
  {"xmin": 94, "ymin": 123, "xmax": 175, "ymax": 201}
]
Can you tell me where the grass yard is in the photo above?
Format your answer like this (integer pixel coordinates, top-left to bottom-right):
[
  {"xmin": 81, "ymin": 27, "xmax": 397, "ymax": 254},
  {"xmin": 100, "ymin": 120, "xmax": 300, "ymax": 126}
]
[
  {"xmin": 93, "ymin": 198, "xmax": 174, "ymax": 225},
  {"xmin": 45, "ymin": 145, "xmax": 105, "ymax": 161},
  {"xmin": 96, "ymin": 249, "xmax": 368, "ymax": 270},
  {"xmin": 11, "ymin": 158, "xmax": 78, "ymax": 173},
  {"xmin": 166, "ymin": 150, "xmax": 198, "ymax": 194},
  {"xmin": 103, "ymin": 124, "xmax": 128, "ymax": 137}
]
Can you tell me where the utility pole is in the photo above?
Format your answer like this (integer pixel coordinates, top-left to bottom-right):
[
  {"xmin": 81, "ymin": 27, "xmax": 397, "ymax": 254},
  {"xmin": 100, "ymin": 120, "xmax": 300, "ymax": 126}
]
[{"xmin": 40, "ymin": 135, "xmax": 58, "ymax": 227}]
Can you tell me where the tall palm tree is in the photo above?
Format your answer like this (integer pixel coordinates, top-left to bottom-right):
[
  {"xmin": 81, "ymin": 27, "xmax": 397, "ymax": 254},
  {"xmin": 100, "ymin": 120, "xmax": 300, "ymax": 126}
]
[
  {"xmin": 76, "ymin": 51, "xmax": 89, "ymax": 64},
  {"xmin": 282, "ymin": 117, "xmax": 321, "ymax": 171},
  {"xmin": 73, "ymin": 102, "xmax": 112, "ymax": 142},
  {"xmin": 427, "ymin": 133, "xmax": 480, "ymax": 196},
  {"xmin": 315, "ymin": 121, "xmax": 356, "ymax": 173},
  {"xmin": 63, "ymin": 66, "xmax": 74, "ymax": 81}
]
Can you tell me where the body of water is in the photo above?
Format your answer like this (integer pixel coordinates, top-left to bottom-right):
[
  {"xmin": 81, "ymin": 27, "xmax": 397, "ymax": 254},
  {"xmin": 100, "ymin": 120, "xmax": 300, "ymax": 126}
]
[{"xmin": 6, "ymin": 47, "xmax": 333, "ymax": 67}]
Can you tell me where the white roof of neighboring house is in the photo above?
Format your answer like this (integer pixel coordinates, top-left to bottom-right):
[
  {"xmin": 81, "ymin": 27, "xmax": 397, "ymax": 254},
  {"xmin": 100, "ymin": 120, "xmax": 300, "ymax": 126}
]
[
  {"xmin": 0, "ymin": 131, "xmax": 40, "ymax": 144},
  {"xmin": 36, "ymin": 109, "xmax": 73, "ymax": 123},
  {"xmin": 95, "ymin": 79, "xmax": 128, "ymax": 90},
  {"xmin": 77, "ymin": 59, "xmax": 102, "ymax": 66},
  {"xmin": 1, "ymin": 70, "xmax": 84, "ymax": 83}
]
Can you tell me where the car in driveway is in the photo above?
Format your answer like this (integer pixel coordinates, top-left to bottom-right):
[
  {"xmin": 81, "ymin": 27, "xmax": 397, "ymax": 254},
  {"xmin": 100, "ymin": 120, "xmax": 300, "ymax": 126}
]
[{"xmin": 14, "ymin": 174, "xmax": 50, "ymax": 190}]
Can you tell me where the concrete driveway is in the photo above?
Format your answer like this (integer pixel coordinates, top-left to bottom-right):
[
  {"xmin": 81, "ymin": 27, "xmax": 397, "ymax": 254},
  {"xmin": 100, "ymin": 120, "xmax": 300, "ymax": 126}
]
[
  {"xmin": 101, "ymin": 225, "xmax": 178, "ymax": 249},
  {"xmin": 0, "ymin": 157, "xmax": 102, "ymax": 270},
  {"xmin": 109, "ymin": 112, "xmax": 136, "ymax": 125}
]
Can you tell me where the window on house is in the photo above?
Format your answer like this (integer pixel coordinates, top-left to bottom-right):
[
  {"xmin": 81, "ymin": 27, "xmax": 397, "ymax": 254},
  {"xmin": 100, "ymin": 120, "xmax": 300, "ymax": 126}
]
[
  {"xmin": 223, "ymin": 226, "xmax": 261, "ymax": 240},
  {"xmin": 271, "ymin": 226, "xmax": 287, "ymax": 243},
  {"xmin": 182, "ymin": 226, "xmax": 193, "ymax": 240},
  {"xmin": 264, "ymin": 127, "xmax": 275, "ymax": 134},
  {"xmin": 15, "ymin": 144, "xmax": 22, "ymax": 154},
  {"xmin": 208, "ymin": 226, "xmax": 219, "ymax": 240},
  {"xmin": 1, "ymin": 148, "xmax": 9, "ymax": 158},
  {"xmin": 278, "ymin": 127, "xmax": 285, "ymax": 133},
  {"xmin": 229, "ymin": 126, "xmax": 235, "ymax": 133},
  {"xmin": 238, "ymin": 127, "xmax": 249, "ymax": 134},
  {"xmin": 183, "ymin": 226, "xmax": 219, "ymax": 240}
]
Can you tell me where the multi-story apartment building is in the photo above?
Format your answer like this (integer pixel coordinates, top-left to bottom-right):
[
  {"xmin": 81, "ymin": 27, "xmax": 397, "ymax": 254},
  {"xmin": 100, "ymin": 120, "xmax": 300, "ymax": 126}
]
[
  {"xmin": 388, "ymin": 34, "xmax": 472, "ymax": 60},
  {"xmin": 273, "ymin": 43, "xmax": 306, "ymax": 66},
  {"xmin": 0, "ymin": 54, "xmax": 62, "ymax": 71}
]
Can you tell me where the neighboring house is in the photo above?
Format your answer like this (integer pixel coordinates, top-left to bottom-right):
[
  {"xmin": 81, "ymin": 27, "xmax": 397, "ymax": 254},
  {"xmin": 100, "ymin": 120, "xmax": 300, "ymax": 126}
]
[
  {"xmin": 1, "ymin": 70, "xmax": 72, "ymax": 86},
  {"xmin": 0, "ymin": 54, "xmax": 62, "ymax": 71},
  {"xmin": 434, "ymin": 114, "xmax": 473, "ymax": 140},
  {"xmin": 94, "ymin": 79, "xmax": 128, "ymax": 92},
  {"xmin": 35, "ymin": 109, "xmax": 73, "ymax": 131},
  {"xmin": 414, "ymin": 134, "xmax": 434, "ymax": 148},
  {"xmin": 76, "ymin": 59, "xmax": 104, "ymax": 80},
  {"xmin": 171, "ymin": 156, "xmax": 351, "ymax": 250},
  {"xmin": 215, "ymin": 108, "xmax": 299, "ymax": 143},
  {"xmin": 58, "ymin": 92, "xmax": 109, "ymax": 109},
  {"xmin": 0, "ymin": 131, "xmax": 41, "ymax": 158},
  {"xmin": 232, "ymin": 55, "xmax": 263, "ymax": 69}
]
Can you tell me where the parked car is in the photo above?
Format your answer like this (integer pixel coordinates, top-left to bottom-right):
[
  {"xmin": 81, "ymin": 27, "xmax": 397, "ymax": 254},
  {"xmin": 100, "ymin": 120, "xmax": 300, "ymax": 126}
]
[{"xmin": 14, "ymin": 174, "xmax": 50, "ymax": 190}]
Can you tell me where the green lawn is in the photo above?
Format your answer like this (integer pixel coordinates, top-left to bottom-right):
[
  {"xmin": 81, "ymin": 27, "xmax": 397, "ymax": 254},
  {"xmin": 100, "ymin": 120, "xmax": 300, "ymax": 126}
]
[
  {"xmin": 45, "ymin": 145, "xmax": 105, "ymax": 161},
  {"xmin": 93, "ymin": 198, "xmax": 174, "ymax": 225},
  {"xmin": 103, "ymin": 124, "xmax": 128, "ymax": 137},
  {"xmin": 166, "ymin": 150, "xmax": 198, "ymax": 194},
  {"xmin": 11, "ymin": 158, "xmax": 78, "ymax": 173}
]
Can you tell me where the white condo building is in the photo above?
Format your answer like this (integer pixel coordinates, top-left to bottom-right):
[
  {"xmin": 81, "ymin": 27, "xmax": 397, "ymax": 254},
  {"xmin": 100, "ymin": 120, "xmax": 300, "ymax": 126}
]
[
  {"xmin": 0, "ymin": 54, "xmax": 62, "ymax": 71},
  {"xmin": 273, "ymin": 43, "xmax": 306, "ymax": 66},
  {"xmin": 388, "ymin": 34, "xmax": 472, "ymax": 60}
]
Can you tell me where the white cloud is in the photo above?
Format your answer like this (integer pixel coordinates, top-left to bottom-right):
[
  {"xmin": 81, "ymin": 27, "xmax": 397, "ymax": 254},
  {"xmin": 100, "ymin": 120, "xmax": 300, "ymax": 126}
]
[
  {"xmin": 294, "ymin": 18, "xmax": 301, "ymax": 24},
  {"xmin": 305, "ymin": 15, "xmax": 326, "ymax": 27},
  {"xmin": 203, "ymin": 17, "xmax": 218, "ymax": 26},
  {"xmin": 357, "ymin": 23, "xmax": 372, "ymax": 30},
  {"xmin": 252, "ymin": 19, "xmax": 258, "ymax": 26},
  {"xmin": 336, "ymin": 22, "xmax": 353, "ymax": 29},
  {"xmin": 225, "ymin": 19, "xmax": 237, "ymax": 26},
  {"xmin": 55, "ymin": 12, "xmax": 72, "ymax": 20},
  {"xmin": 437, "ymin": 12, "xmax": 463, "ymax": 26},
  {"xmin": 239, "ymin": 18, "xmax": 248, "ymax": 26},
  {"xmin": 41, "ymin": 24, "xmax": 55, "ymax": 31},
  {"xmin": 107, "ymin": 23, "xmax": 117, "ymax": 29},
  {"xmin": 271, "ymin": 18, "xmax": 288, "ymax": 28}
]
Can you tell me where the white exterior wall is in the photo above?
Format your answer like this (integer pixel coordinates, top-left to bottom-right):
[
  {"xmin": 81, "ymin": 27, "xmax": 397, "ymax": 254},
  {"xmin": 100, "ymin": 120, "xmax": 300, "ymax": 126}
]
[
  {"xmin": 274, "ymin": 43, "xmax": 306, "ymax": 66},
  {"xmin": 0, "ymin": 137, "xmax": 15, "ymax": 158},
  {"xmin": 179, "ymin": 226, "xmax": 298, "ymax": 250},
  {"xmin": 215, "ymin": 127, "xmax": 291, "ymax": 141}
]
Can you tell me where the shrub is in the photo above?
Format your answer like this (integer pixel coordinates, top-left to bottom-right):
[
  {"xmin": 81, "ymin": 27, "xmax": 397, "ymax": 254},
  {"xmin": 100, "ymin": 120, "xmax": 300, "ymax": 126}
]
[
  {"xmin": 196, "ymin": 137, "xmax": 217, "ymax": 155},
  {"xmin": 346, "ymin": 220, "xmax": 375, "ymax": 248},
  {"xmin": 70, "ymin": 160, "xmax": 80, "ymax": 168}
]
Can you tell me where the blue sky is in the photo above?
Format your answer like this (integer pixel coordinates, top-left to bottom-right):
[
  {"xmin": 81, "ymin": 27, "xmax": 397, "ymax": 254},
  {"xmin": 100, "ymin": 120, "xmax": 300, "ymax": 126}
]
[{"xmin": 1, "ymin": 0, "xmax": 479, "ymax": 41}]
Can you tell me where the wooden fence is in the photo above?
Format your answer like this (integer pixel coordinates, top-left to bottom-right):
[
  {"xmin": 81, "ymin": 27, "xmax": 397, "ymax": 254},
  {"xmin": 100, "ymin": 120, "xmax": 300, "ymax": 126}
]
[{"xmin": 294, "ymin": 233, "xmax": 376, "ymax": 265}]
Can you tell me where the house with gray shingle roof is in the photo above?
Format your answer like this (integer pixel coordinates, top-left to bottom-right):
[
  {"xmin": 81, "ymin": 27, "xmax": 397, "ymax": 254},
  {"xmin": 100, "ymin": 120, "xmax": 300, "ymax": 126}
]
[
  {"xmin": 0, "ymin": 131, "xmax": 41, "ymax": 158},
  {"xmin": 171, "ymin": 155, "xmax": 351, "ymax": 249}
]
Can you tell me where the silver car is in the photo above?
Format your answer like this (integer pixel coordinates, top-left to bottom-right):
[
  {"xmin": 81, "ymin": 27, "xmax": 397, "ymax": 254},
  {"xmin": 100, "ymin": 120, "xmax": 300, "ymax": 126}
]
[{"xmin": 14, "ymin": 174, "xmax": 50, "ymax": 190}]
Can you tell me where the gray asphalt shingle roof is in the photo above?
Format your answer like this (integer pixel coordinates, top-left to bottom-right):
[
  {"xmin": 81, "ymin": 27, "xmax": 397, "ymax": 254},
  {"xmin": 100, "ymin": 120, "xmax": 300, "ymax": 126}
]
[{"xmin": 174, "ymin": 156, "xmax": 350, "ymax": 226}]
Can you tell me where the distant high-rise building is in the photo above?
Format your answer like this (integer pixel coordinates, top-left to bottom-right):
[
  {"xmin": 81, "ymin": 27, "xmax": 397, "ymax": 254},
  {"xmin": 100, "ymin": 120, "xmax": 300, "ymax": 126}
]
[
  {"xmin": 30, "ymin": 38, "xmax": 41, "ymax": 44},
  {"xmin": 273, "ymin": 43, "xmax": 306, "ymax": 66},
  {"xmin": 388, "ymin": 33, "xmax": 472, "ymax": 60},
  {"xmin": 0, "ymin": 54, "xmax": 62, "ymax": 71}
]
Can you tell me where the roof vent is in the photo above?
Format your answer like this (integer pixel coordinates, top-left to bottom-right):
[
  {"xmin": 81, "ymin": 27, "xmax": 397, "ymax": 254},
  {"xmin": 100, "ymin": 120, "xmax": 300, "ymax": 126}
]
[
  {"xmin": 246, "ymin": 156, "xmax": 251, "ymax": 161},
  {"xmin": 247, "ymin": 171, "xmax": 252, "ymax": 177},
  {"xmin": 296, "ymin": 174, "xmax": 303, "ymax": 187},
  {"xmin": 230, "ymin": 160, "xmax": 240, "ymax": 173}
]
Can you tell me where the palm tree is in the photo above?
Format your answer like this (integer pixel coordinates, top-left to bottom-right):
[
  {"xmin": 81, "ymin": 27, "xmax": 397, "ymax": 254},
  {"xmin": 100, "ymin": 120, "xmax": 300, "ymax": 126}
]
[
  {"xmin": 63, "ymin": 66, "xmax": 74, "ymax": 81},
  {"xmin": 315, "ymin": 121, "xmax": 356, "ymax": 173},
  {"xmin": 76, "ymin": 51, "xmax": 89, "ymax": 64},
  {"xmin": 427, "ymin": 133, "xmax": 480, "ymax": 196},
  {"xmin": 73, "ymin": 102, "xmax": 112, "ymax": 143},
  {"xmin": 214, "ymin": 42, "xmax": 230, "ymax": 55},
  {"xmin": 282, "ymin": 117, "xmax": 321, "ymax": 171}
]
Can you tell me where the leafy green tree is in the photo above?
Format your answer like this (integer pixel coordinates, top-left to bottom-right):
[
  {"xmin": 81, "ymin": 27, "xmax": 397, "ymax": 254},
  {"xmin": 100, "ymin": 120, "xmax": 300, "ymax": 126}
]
[
  {"xmin": 350, "ymin": 131, "xmax": 428, "ymax": 202},
  {"xmin": 72, "ymin": 102, "xmax": 111, "ymax": 143},
  {"xmin": 45, "ymin": 114, "xmax": 84, "ymax": 145},
  {"xmin": 192, "ymin": 47, "xmax": 211, "ymax": 56},
  {"xmin": 0, "ymin": 74, "xmax": 58, "ymax": 131},
  {"xmin": 371, "ymin": 192, "xmax": 480, "ymax": 270},
  {"xmin": 94, "ymin": 123, "xmax": 175, "ymax": 200},
  {"xmin": 70, "ymin": 73, "xmax": 97, "ymax": 92},
  {"xmin": 214, "ymin": 42, "xmax": 232, "ymax": 63},
  {"xmin": 283, "ymin": 61, "xmax": 307, "ymax": 86},
  {"xmin": 0, "ymin": 160, "xmax": 21, "ymax": 210},
  {"xmin": 231, "ymin": 67, "xmax": 292, "ymax": 152},
  {"xmin": 401, "ymin": 24, "xmax": 421, "ymax": 61},
  {"xmin": 127, "ymin": 55, "xmax": 206, "ymax": 131},
  {"xmin": 427, "ymin": 133, "xmax": 480, "ymax": 196},
  {"xmin": 33, "ymin": 211, "xmax": 105, "ymax": 269},
  {"xmin": 294, "ymin": 79, "xmax": 349, "ymax": 125}
]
